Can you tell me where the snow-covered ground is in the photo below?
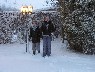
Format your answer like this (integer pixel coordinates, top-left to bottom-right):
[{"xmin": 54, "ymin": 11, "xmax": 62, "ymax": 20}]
[{"xmin": 0, "ymin": 38, "xmax": 95, "ymax": 72}]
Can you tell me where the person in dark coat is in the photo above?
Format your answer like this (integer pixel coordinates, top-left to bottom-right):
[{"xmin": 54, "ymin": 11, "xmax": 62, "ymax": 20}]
[
  {"xmin": 41, "ymin": 16, "xmax": 55, "ymax": 57},
  {"xmin": 29, "ymin": 21, "xmax": 41, "ymax": 55}
]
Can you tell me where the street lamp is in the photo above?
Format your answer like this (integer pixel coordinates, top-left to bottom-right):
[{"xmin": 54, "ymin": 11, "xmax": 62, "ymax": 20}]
[
  {"xmin": 20, "ymin": 5, "xmax": 33, "ymax": 52},
  {"xmin": 21, "ymin": 6, "xmax": 33, "ymax": 15}
]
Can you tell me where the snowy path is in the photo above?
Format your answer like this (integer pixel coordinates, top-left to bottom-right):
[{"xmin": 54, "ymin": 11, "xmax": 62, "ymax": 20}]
[{"xmin": 0, "ymin": 38, "xmax": 95, "ymax": 72}]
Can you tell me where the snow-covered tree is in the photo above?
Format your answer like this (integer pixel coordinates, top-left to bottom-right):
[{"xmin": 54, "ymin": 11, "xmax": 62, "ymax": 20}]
[{"xmin": 51, "ymin": 0, "xmax": 95, "ymax": 54}]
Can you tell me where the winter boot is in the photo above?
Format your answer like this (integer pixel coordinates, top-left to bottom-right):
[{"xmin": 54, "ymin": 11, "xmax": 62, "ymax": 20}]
[
  {"xmin": 33, "ymin": 51, "xmax": 36, "ymax": 55},
  {"xmin": 38, "ymin": 50, "xmax": 40, "ymax": 53},
  {"xmin": 43, "ymin": 53, "xmax": 46, "ymax": 57},
  {"xmin": 47, "ymin": 54, "xmax": 51, "ymax": 57}
]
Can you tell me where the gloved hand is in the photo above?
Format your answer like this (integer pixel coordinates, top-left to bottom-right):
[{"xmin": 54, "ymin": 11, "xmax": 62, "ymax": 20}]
[{"xmin": 41, "ymin": 36, "xmax": 43, "ymax": 39}]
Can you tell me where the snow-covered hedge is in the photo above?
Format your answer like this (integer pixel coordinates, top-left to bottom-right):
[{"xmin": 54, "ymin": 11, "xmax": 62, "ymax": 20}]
[{"xmin": 56, "ymin": 0, "xmax": 95, "ymax": 54}]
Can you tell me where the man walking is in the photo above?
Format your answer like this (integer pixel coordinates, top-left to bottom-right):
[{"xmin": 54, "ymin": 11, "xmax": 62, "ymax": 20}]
[{"xmin": 41, "ymin": 16, "xmax": 55, "ymax": 57}]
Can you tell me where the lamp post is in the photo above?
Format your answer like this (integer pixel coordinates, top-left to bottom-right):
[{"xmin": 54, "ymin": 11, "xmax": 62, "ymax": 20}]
[{"xmin": 20, "ymin": 5, "xmax": 33, "ymax": 52}]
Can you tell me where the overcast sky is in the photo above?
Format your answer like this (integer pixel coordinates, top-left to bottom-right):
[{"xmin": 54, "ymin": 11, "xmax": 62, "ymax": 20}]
[{"xmin": 0, "ymin": 0, "xmax": 51, "ymax": 10}]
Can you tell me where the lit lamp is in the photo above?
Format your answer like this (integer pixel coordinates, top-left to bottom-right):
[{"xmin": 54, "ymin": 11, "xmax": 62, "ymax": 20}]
[
  {"xmin": 28, "ymin": 6, "xmax": 33, "ymax": 14},
  {"xmin": 21, "ymin": 5, "xmax": 33, "ymax": 15},
  {"xmin": 20, "ymin": 5, "xmax": 33, "ymax": 52}
]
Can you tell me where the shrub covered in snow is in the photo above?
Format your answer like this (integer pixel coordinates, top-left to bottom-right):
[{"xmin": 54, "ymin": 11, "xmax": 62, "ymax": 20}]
[{"xmin": 55, "ymin": 0, "xmax": 95, "ymax": 54}]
